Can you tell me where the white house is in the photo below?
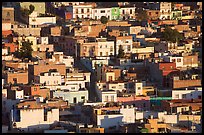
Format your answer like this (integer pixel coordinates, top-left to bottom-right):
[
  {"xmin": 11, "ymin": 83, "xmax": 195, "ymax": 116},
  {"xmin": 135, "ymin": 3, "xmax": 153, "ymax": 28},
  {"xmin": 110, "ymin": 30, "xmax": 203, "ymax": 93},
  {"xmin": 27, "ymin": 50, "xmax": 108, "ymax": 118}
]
[
  {"xmin": 11, "ymin": 107, "xmax": 59, "ymax": 131},
  {"xmin": 34, "ymin": 71, "xmax": 62, "ymax": 86},
  {"xmin": 52, "ymin": 89, "xmax": 88, "ymax": 104},
  {"xmin": 120, "ymin": 7, "xmax": 136, "ymax": 20},
  {"xmin": 159, "ymin": 2, "xmax": 172, "ymax": 20},
  {"xmin": 135, "ymin": 82, "xmax": 143, "ymax": 96},
  {"xmin": 100, "ymin": 90, "xmax": 117, "ymax": 103},
  {"xmin": 97, "ymin": 38, "xmax": 115, "ymax": 57},
  {"xmin": 172, "ymin": 87, "xmax": 202, "ymax": 99},
  {"xmin": 163, "ymin": 55, "xmax": 184, "ymax": 68},
  {"xmin": 29, "ymin": 12, "xmax": 56, "ymax": 26},
  {"xmin": 120, "ymin": 105, "xmax": 135, "ymax": 123},
  {"xmin": 73, "ymin": 3, "xmax": 95, "ymax": 19},
  {"xmin": 92, "ymin": 8, "xmax": 112, "ymax": 20},
  {"xmin": 116, "ymin": 36, "xmax": 133, "ymax": 55}
]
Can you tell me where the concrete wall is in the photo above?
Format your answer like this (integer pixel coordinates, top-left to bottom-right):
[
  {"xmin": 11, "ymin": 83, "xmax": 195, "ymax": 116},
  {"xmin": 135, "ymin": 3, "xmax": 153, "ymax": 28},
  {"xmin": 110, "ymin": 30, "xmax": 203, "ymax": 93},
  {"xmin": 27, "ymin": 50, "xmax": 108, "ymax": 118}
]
[
  {"xmin": 97, "ymin": 115, "xmax": 123, "ymax": 129},
  {"xmin": 172, "ymin": 89, "xmax": 202, "ymax": 99},
  {"xmin": 14, "ymin": 108, "xmax": 59, "ymax": 131},
  {"xmin": 53, "ymin": 90, "xmax": 88, "ymax": 103}
]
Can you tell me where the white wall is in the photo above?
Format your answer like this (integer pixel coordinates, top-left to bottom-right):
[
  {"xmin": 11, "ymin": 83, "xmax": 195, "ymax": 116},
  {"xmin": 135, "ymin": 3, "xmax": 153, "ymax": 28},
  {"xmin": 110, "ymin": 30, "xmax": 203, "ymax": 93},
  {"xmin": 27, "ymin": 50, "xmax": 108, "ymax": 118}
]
[
  {"xmin": 172, "ymin": 89, "xmax": 202, "ymax": 99},
  {"xmin": 101, "ymin": 91, "xmax": 117, "ymax": 103},
  {"xmin": 29, "ymin": 16, "xmax": 56, "ymax": 25},
  {"xmin": 2, "ymin": 48, "xmax": 8, "ymax": 55},
  {"xmin": 135, "ymin": 82, "xmax": 143, "ymax": 96},
  {"xmin": 120, "ymin": 106, "xmax": 135, "ymax": 123},
  {"xmin": 97, "ymin": 41, "xmax": 114, "ymax": 57},
  {"xmin": 92, "ymin": 8, "xmax": 112, "ymax": 20},
  {"xmin": 14, "ymin": 108, "xmax": 59, "ymax": 131},
  {"xmin": 35, "ymin": 73, "xmax": 62, "ymax": 85},
  {"xmin": 52, "ymin": 90, "xmax": 88, "ymax": 103},
  {"xmin": 15, "ymin": 90, "xmax": 24, "ymax": 100},
  {"xmin": 97, "ymin": 114, "xmax": 123, "ymax": 129},
  {"xmin": 2, "ymin": 23, "xmax": 11, "ymax": 31}
]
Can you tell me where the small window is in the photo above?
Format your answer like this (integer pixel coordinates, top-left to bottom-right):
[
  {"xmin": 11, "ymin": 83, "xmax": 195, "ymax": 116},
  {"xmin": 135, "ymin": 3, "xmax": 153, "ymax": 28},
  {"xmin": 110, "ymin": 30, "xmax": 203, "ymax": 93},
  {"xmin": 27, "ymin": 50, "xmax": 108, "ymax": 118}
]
[
  {"xmin": 7, "ymin": 12, "xmax": 10, "ymax": 17},
  {"xmin": 101, "ymin": 10, "xmax": 105, "ymax": 13},
  {"xmin": 177, "ymin": 59, "xmax": 181, "ymax": 62}
]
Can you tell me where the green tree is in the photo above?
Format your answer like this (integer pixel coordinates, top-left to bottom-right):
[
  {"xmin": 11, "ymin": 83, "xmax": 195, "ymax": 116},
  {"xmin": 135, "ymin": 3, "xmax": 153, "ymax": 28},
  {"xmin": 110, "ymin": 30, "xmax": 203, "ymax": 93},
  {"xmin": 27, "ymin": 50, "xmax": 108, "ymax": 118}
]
[
  {"xmin": 18, "ymin": 40, "xmax": 33, "ymax": 60},
  {"xmin": 117, "ymin": 45, "xmax": 125, "ymax": 58},
  {"xmin": 100, "ymin": 16, "xmax": 108, "ymax": 24},
  {"xmin": 135, "ymin": 9, "xmax": 148, "ymax": 21},
  {"xmin": 162, "ymin": 26, "xmax": 183, "ymax": 43},
  {"xmin": 29, "ymin": 4, "xmax": 35, "ymax": 14}
]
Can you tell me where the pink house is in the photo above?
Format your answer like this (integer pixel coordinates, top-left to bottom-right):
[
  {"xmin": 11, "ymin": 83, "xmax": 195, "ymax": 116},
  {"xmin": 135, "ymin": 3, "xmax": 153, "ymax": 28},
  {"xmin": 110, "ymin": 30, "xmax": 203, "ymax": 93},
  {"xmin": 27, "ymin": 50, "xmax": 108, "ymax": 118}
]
[{"xmin": 117, "ymin": 95, "xmax": 151, "ymax": 111}]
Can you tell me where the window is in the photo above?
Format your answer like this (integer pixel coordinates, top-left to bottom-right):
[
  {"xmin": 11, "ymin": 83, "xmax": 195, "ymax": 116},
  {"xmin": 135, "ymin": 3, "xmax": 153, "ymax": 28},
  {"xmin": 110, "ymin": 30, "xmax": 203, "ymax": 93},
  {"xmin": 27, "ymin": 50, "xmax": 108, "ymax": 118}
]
[
  {"xmin": 106, "ymin": 52, "xmax": 108, "ymax": 56},
  {"xmin": 100, "ymin": 52, "xmax": 102, "ymax": 56},
  {"xmin": 81, "ymin": 9, "xmax": 84, "ymax": 13},
  {"xmin": 130, "ymin": 9, "xmax": 132, "ymax": 14},
  {"xmin": 110, "ymin": 46, "xmax": 113, "ymax": 52},
  {"xmin": 172, "ymin": 59, "xmax": 176, "ymax": 62},
  {"xmin": 101, "ymin": 10, "xmax": 105, "ymax": 13},
  {"xmin": 177, "ymin": 59, "xmax": 181, "ymax": 62},
  {"xmin": 105, "ymin": 96, "xmax": 108, "ymax": 102},
  {"xmin": 73, "ymin": 97, "xmax": 77, "ymax": 103},
  {"xmin": 111, "ymin": 95, "xmax": 114, "ymax": 102},
  {"xmin": 175, "ymin": 94, "xmax": 179, "ymax": 99},
  {"xmin": 123, "ymin": 10, "xmax": 125, "ymax": 14},
  {"xmin": 182, "ymin": 94, "xmax": 186, "ymax": 99},
  {"xmin": 138, "ymin": 87, "xmax": 141, "ymax": 90},
  {"xmin": 95, "ymin": 10, "xmax": 97, "ymax": 13},
  {"xmin": 76, "ymin": 9, "xmax": 78, "ymax": 14},
  {"xmin": 149, "ymin": 12, "xmax": 152, "ymax": 15},
  {"xmin": 7, "ymin": 12, "xmax": 10, "ymax": 17},
  {"xmin": 87, "ymin": 9, "xmax": 90, "ymax": 13}
]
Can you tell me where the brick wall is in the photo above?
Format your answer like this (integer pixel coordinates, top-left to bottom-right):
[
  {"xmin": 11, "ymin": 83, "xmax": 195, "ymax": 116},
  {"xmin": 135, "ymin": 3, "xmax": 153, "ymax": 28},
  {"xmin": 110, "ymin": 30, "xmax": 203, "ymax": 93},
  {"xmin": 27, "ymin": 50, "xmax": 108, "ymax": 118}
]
[{"xmin": 173, "ymin": 79, "xmax": 201, "ymax": 89}]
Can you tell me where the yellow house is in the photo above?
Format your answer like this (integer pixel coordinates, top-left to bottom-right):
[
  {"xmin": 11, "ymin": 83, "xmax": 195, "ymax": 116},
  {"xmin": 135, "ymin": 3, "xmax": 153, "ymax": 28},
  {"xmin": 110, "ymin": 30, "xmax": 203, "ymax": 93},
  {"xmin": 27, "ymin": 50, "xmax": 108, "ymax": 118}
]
[
  {"xmin": 145, "ymin": 117, "xmax": 167, "ymax": 133},
  {"xmin": 17, "ymin": 36, "xmax": 38, "ymax": 51},
  {"xmin": 142, "ymin": 86, "xmax": 155, "ymax": 96}
]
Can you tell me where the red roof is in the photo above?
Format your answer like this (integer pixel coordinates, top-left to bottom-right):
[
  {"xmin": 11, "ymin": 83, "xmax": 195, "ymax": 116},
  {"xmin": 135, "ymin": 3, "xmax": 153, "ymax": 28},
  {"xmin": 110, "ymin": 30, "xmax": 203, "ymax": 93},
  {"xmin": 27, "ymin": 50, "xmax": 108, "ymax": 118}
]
[{"xmin": 2, "ymin": 30, "xmax": 12, "ymax": 37}]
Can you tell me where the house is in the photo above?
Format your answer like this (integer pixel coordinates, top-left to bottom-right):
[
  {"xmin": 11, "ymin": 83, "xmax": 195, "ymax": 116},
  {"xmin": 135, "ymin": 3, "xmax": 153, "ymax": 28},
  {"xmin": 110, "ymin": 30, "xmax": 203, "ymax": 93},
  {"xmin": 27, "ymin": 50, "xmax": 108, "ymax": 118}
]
[
  {"xmin": 117, "ymin": 95, "xmax": 150, "ymax": 111},
  {"xmin": 146, "ymin": 10, "xmax": 160, "ymax": 21},
  {"xmin": 163, "ymin": 55, "xmax": 184, "ymax": 69},
  {"xmin": 76, "ymin": 124, "xmax": 105, "ymax": 133},
  {"xmin": 5, "ymin": 70, "xmax": 28, "ymax": 85},
  {"xmin": 92, "ymin": 7, "xmax": 112, "ymax": 20},
  {"xmin": 52, "ymin": 89, "xmax": 88, "ymax": 104},
  {"xmin": 159, "ymin": 2, "xmax": 171, "ymax": 20},
  {"xmin": 16, "ymin": 35, "xmax": 38, "ymax": 51},
  {"xmin": 96, "ymin": 38, "xmax": 115, "ymax": 57},
  {"xmin": 144, "ymin": 116, "xmax": 168, "ymax": 133},
  {"xmin": 11, "ymin": 100, "xmax": 60, "ymax": 132},
  {"xmin": 96, "ymin": 90, "xmax": 117, "ymax": 103},
  {"xmin": 72, "ymin": 2, "xmax": 96, "ymax": 19},
  {"xmin": 174, "ymin": 85, "xmax": 201, "ymax": 100},
  {"xmin": 29, "ymin": 12, "xmax": 56, "ymax": 26},
  {"xmin": 111, "ymin": 7, "xmax": 120, "ymax": 20},
  {"xmin": 2, "ymin": 7, "xmax": 15, "ymax": 23},
  {"xmin": 120, "ymin": 7, "xmax": 135, "ymax": 20},
  {"xmin": 2, "ymin": 43, "xmax": 18, "ymax": 53},
  {"xmin": 171, "ymin": 10, "xmax": 182, "ymax": 20},
  {"xmin": 92, "ymin": 105, "xmax": 135, "ymax": 130},
  {"xmin": 7, "ymin": 86, "xmax": 24, "ymax": 100},
  {"xmin": 116, "ymin": 35, "xmax": 133, "ymax": 55},
  {"xmin": 34, "ymin": 70, "xmax": 62, "ymax": 86},
  {"xmin": 20, "ymin": 2, "xmax": 46, "ymax": 16},
  {"xmin": 12, "ymin": 24, "xmax": 42, "ymax": 37},
  {"xmin": 28, "ymin": 62, "xmax": 66, "ymax": 83},
  {"xmin": 161, "ymin": 99, "xmax": 202, "ymax": 114}
]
